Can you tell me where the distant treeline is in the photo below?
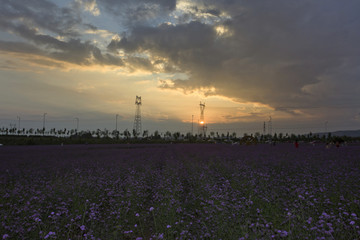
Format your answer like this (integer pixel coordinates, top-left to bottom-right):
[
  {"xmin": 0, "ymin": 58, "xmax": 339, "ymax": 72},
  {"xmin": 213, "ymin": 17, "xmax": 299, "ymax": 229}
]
[{"xmin": 0, "ymin": 129, "xmax": 359, "ymax": 145}]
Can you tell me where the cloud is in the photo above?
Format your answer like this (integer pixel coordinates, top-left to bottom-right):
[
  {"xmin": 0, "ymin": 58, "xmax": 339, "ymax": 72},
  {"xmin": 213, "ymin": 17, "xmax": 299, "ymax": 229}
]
[
  {"xmin": 108, "ymin": 21, "xmax": 216, "ymax": 72},
  {"xmin": 0, "ymin": 0, "xmax": 124, "ymax": 68},
  {"xmin": 1, "ymin": 0, "xmax": 360, "ymax": 122},
  {"xmin": 0, "ymin": 0, "xmax": 82, "ymax": 37},
  {"xmin": 0, "ymin": 41, "xmax": 43, "ymax": 55},
  {"xmin": 98, "ymin": 0, "xmax": 177, "ymax": 13},
  {"xmin": 94, "ymin": 0, "xmax": 177, "ymax": 26},
  {"xmin": 107, "ymin": 0, "xmax": 360, "ymax": 116},
  {"xmin": 0, "ymin": 27, "xmax": 124, "ymax": 67},
  {"xmin": 76, "ymin": 0, "xmax": 101, "ymax": 16},
  {"xmin": 174, "ymin": 0, "xmax": 231, "ymax": 25}
]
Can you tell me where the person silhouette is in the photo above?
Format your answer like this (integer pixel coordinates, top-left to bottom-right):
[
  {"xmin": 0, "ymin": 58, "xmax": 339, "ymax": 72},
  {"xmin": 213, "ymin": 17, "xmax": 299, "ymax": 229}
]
[{"xmin": 295, "ymin": 140, "xmax": 299, "ymax": 148}]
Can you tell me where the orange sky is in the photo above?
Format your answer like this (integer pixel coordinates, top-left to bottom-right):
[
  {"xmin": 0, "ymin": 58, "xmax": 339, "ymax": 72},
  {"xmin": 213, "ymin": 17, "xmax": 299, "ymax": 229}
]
[{"xmin": 1, "ymin": 0, "xmax": 360, "ymax": 134}]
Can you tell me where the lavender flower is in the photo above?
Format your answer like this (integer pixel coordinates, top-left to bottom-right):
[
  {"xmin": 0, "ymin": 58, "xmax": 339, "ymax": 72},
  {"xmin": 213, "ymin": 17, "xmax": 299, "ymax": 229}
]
[
  {"xmin": 44, "ymin": 231, "xmax": 55, "ymax": 239},
  {"xmin": 1, "ymin": 143, "xmax": 360, "ymax": 239}
]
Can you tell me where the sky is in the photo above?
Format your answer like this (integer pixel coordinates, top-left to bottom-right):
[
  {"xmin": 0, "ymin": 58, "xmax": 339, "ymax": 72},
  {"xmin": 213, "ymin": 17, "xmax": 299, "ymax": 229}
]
[{"xmin": 1, "ymin": 0, "xmax": 360, "ymax": 135}]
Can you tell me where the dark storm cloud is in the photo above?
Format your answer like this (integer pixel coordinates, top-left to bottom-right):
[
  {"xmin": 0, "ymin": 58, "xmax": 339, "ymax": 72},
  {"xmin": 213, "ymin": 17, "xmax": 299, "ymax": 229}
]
[
  {"xmin": 108, "ymin": 21, "xmax": 216, "ymax": 65},
  {"xmin": 108, "ymin": 21, "xmax": 217, "ymax": 75},
  {"xmin": 109, "ymin": 0, "xmax": 360, "ymax": 113},
  {"xmin": 0, "ymin": 0, "xmax": 123, "ymax": 67},
  {"xmin": 1, "ymin": 21, "xmax": 123, "ymax": 66},
  {"xmin": 0, "ymin": 40, "xmax": 43, "ymax": 55},
  {"xmin": 84, "ymin": 23, "xmax": 98, "ymax": 31},
  {"xmin": 94, "ymin": 0, "xmax": 177, "ymax": 26},
  {"xmin": 0, "ymin": 41, "xmax": 69, "ymax": 69},
  {"xmin": 125, "ymin": 56, "xmax": 155, "ymax": 72},
  {"xmin": 1, "ymin": 0, "xmax": 360, "ymax": 115},
  {"xmin": 97, "ymin": 0, "xmax": 176, "ymax": 12},
  {"xmin": 0, "ymin": 0, "xmax": 81, "ymax": 37}
]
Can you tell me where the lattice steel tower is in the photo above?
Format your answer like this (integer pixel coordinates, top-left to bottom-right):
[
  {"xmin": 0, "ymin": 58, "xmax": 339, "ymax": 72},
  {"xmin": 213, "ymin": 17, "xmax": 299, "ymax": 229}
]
[
  {"xmin": 268, "ymin": 116, "xmax": 272, "ymax": 136},
  {"xmin": 198, "ymin": 102, "xmax": 207, "ymax": 137},
  {"xmin": 133, "ymin": 96, "xmax": 142, "ymax": 137}
]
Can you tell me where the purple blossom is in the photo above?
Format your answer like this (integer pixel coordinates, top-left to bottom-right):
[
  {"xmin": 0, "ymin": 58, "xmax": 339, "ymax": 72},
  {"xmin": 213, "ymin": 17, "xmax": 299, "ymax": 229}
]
[
  {"xmin": 280, "ymin": 230, "xmax": 288, "ymax": 237},
  {"xmin": 1, "ymin": 143, "xmax": 360, "ymax": 239},
  {"xmin": 44, "ymin": 231, "xmax": 55, "ymax": 239}
]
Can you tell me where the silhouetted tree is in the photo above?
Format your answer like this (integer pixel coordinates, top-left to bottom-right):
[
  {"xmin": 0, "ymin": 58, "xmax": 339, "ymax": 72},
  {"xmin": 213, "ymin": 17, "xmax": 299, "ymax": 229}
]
[
  {"xmin": 165, "ymin": 131, "xmax": 172, "ymax": 140},
  {"xmin": 123, "ymin": 129, "xmax": 131, "ymax": 139},
  {"xmin": 153, "ymin": 130, "xmax": 161, "ymax": 139},
  {"xmin": 142, "ymin": 130, "xmax": 149, "ymax": 138},
  {"xmin": 112, "ymin": 130, "xmax": 120, "ymax": 139},
  {"xmin": 173, "ymin": 132, "xmax": 180, "ymax": 140},
  {"xmin": 132, "ymin": 129, "xmax": 138, "ymax": 138}
]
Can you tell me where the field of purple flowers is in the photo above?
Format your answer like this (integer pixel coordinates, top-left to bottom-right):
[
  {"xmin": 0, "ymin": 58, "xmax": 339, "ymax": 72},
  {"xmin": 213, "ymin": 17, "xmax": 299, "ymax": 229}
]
[{"xmin": 1, "ymin": 143, "xmax": 360, "ymax": 239}]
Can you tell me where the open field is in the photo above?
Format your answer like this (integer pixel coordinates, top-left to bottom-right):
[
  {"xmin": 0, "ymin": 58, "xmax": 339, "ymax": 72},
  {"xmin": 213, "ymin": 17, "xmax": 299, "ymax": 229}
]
[{"xmin": 1, "ymin": 143, "xmax": 360, "ymax": 239}]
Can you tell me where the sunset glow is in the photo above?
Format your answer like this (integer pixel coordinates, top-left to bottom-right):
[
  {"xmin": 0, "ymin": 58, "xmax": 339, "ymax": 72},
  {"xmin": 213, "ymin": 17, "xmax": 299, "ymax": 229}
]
[{"xmin": 1, "ymin": 0, "xmax": 360, "ymax": 135}]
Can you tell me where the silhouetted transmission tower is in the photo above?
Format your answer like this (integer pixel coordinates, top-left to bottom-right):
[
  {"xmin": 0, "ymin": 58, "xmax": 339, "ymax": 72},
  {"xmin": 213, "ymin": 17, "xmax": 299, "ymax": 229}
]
[
  {"xmin": 133, "ymin": 96, "xmax": 142, "ymax": 137},
  {"xmin": 198, "ymin": 102, "xmax": 207, "ymax": 137}
]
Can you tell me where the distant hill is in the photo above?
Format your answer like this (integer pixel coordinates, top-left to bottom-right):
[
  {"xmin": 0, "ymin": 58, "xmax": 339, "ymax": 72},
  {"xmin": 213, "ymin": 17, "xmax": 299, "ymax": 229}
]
[{"xmin": 316, "ymin": 129, "xmax": 360, "ymax": 137}]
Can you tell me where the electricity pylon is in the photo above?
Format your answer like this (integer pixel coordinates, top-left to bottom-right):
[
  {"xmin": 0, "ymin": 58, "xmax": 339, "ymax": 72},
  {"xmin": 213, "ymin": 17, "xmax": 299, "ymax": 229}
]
[{"xmin": 133, "ymin": 96, "xmax": 142, "ymax": 137}]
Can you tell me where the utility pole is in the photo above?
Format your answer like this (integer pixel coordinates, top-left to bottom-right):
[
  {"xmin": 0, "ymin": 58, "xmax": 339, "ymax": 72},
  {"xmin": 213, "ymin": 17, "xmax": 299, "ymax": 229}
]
[
  {"xmin": 75, "ymin": 117, "xmax": 79, "ymax": 133},
  {"xmin": 43, "ymin": 113, "xmax": 47, "ymax": 135},
  {"xmin": 116, "ymin": 114, "xmax": 119, "ymax": 132},
  {"xmin": 192, "ymin": 115, "xmax": 194, "ymax": 136},
  {"xmin": 325, "ymin": 121, "xmax": 328, "ymax": 139},
  {"xmin": 268, "ymin": 116, "xmax": 272, "ymax": 137},
  {"xmin": 17, "ymin": 116, "xmax": 20, "ymax": 132},
  {"xmin": 325, "ymin": 121, "xmax": 328, "ymax": 133},
  {"xmin": 263, "ymin": 121, "xmax": 266, "ymax": 136}
]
